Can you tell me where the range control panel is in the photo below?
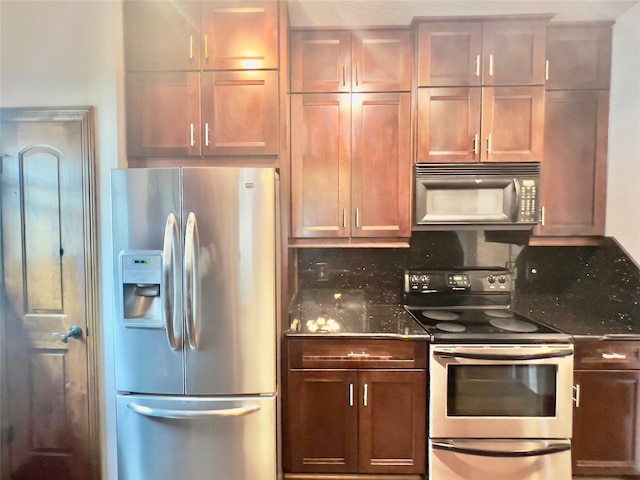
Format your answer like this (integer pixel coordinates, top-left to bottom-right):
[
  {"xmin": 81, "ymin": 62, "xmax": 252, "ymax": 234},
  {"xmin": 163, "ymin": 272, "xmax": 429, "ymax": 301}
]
[{"xmin": 404, "ymin": 269, "xmax": 512, "ymax": 293}]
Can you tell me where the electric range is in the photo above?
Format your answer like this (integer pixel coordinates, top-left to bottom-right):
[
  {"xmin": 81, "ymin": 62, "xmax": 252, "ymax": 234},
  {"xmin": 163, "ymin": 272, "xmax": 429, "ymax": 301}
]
[{"xmin": 403, "ymin": 267, "xmax": 571, "ymax": 343}]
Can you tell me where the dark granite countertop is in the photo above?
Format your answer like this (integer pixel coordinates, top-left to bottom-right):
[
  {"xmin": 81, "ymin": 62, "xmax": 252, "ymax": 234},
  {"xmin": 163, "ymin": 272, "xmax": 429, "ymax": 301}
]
[
  {"xmin": 513, "ymin": 294, "xmax": 640, "ymax": 340},
  {"xmin": 286, "ymin": 295, "xmax": 428, "ymax": 339}
]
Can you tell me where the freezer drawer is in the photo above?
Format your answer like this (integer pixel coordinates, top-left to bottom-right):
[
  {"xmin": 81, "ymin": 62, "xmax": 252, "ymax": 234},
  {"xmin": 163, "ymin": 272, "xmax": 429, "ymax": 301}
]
[
  {"xmin": 429, "ymin": 439, "xmax": 572, "ymax": 480},
  {"xmin": 117, "ymin": 394, "xmax": 277, "ymax": 480}
]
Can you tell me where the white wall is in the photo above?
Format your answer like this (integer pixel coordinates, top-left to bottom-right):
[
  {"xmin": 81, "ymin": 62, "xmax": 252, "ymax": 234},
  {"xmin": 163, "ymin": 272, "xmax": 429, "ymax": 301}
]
[
  {"xmin": 0, "ymin": 1, "xmax": 124, "ymax": 478},
  {"xmin": 607, "ymin": 3, "xmax": 640, "ymax": 262}
]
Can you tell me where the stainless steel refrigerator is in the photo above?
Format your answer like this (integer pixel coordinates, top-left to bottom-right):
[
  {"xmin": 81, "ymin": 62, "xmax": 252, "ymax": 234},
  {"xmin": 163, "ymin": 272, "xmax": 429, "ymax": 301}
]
[{"xmin": 111, "ymin": 167, "xmax": 278, "ymax": 480}]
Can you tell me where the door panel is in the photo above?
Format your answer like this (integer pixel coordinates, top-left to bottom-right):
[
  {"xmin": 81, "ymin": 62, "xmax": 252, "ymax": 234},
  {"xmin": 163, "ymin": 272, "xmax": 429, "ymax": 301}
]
[
  {"xmin": 182, "ymin": 168, "xmax": 276, "ymax": 395},
  {"xmin": 290, "ymin": 93, "xmax": 351, "ymax": 238},
  {"xmin": 1, "ymin": 108, "xmax": 98, "ymax": 480},
  {"xmin": 351, "ymin": 92, "xmax": 411, "ymax": 237},
  {"xmin": 110, "ymin": 168, "xmax": 185, "ymax": 395}
]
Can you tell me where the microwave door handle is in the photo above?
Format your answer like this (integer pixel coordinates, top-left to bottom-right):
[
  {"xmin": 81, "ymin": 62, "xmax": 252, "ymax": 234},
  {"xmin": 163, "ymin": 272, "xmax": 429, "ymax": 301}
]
[
  {"xmin": 512, "ymin": 178, "xmax": 520, "ymax": 220},
  {"xmin": 433, "ymin": 349, "xmax": 574, "ymax": 361},
  {"xmin": 432, "ymin": 440, "xmax": 571, "ymax": 458}
]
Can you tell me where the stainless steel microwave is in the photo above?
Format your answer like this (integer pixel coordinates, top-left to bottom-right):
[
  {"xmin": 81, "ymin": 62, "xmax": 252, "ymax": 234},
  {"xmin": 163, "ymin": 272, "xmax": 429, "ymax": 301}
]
[{"xmin": 414, "ymin": 163, "xmax": 540, "ymax": 231}]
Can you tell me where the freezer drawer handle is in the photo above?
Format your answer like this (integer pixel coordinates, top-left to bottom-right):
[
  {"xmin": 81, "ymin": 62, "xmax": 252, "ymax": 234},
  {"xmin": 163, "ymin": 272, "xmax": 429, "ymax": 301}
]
[
  {"xmin": 433, "ymin": 349, "xmax": 573, "ymax": 361},
  {"xmin": 431, "ymin": 440, "xmax": 571, "ymax": 458},
  {"xmin": 127, "ymin": 402, "xmax": 260, "ymax": 419}
]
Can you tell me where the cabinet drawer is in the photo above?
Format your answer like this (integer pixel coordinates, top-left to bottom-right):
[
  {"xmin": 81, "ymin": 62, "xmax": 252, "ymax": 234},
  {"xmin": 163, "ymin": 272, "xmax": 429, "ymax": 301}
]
[
  {"xmin": 288, "ymin": 339, "xmax": 427, "ymax": 369},
  {"xmin": 574, "ymin": 341, "xmax": 640, "ymax": 370}
]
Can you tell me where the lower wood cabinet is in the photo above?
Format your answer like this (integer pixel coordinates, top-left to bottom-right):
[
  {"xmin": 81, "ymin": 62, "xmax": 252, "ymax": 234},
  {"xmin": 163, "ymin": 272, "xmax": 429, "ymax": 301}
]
[
  {"xmin": 572, "ymin": 341, "xmax": 640, "ymax": 476},
  {"xmin": 285, "ymin": 339, "xmax": 427, "ymax": 476}
]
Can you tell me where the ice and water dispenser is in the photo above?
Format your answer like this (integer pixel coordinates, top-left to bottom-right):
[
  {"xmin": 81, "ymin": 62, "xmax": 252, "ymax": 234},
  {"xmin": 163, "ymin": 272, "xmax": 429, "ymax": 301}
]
[{"xmin": 119, "ymin": 250, "xmax": 164, "ymax": 328}]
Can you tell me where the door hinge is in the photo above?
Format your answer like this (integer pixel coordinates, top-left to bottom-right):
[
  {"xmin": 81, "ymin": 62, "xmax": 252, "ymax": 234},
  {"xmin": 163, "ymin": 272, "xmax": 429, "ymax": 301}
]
[{"xmin": 1, "ymin": 425, "xmax": 14, "ymax": 445}]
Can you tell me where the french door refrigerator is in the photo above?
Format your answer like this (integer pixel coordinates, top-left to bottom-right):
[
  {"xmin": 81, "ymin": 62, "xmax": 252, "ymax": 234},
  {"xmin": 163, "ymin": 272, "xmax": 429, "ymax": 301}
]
[{"xmin": 111, "ymin": 167, "xmax": 279, "ymax": 480}]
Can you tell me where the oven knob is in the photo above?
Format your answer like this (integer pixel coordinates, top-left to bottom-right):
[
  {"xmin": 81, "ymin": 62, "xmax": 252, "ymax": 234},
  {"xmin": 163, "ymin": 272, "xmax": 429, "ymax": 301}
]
[
  {"xmin": 487, "ymin": 275, "xmax": 496, "ymax": 284},
  {"xmin": 498, "ymin": 275, "xmax": 507, "ymax": 284}
]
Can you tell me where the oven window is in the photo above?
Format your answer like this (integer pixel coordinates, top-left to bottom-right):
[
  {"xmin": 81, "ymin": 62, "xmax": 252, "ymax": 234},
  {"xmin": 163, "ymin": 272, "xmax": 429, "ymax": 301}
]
[{"xmin": 447, "ymin": 365, "xmax": 557, "ymax": 417}]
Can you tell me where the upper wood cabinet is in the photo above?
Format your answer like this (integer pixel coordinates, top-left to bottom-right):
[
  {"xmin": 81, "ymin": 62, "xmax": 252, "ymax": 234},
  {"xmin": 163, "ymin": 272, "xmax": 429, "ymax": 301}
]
[
  {"xmin": 545, "ymin": 22, "xmax": 613, "ymax": 90},
  {"xmin": 290, "ymin": 29, "xmax": 413, "ymax": 93},
  {"xmin": 534, "ymin": 90, "xmax": 608, "ymax": 238},
  {"xmin": 417, "ymin": 17, "xmax": 549, "ymax": 87},
  {"xmin": 126, "ymin": 71, "xmax": 278, "ymax": 157},
  {"xmin": 124, "ymin": 0, "xmax": 278, "ymax": 72},
  {"xmin": 417, "ymin": 85, "xmax": 544, "ymax": 163},
  {"xmin": 290, "ymin": 92, "xmax": 411, "ymax": 240}
]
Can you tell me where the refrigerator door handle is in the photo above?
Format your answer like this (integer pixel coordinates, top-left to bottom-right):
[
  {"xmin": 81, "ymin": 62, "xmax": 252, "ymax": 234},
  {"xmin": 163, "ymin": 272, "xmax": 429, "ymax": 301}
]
[
  {"xmin": 183, "ymin": 212, "xmax": 200, "ymax": 350},
  {"xmin": 162, "ymin": 213, "xmax": 180, "ymax": 351},
  {"xmin": 127, "ymin": 402, "xmax": 261, "ymax": 419}
]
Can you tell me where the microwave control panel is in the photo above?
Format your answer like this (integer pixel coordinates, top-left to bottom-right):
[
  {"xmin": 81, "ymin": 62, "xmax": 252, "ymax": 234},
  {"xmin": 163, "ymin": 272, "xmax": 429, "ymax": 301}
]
[{"xmin": 517, "ymin": 180, "xmax": 538, "ymax": 222}]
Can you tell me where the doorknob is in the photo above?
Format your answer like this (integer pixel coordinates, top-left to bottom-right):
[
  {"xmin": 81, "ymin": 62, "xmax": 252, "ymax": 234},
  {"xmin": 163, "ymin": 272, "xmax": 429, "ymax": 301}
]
[{"xmin": 52, "ymin": 325, "xmax": 83, "ymax": 343}]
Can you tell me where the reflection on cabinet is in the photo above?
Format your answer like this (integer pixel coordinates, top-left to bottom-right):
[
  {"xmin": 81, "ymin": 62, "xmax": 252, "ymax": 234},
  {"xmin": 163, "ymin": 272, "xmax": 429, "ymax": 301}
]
[
  {"xmin": 290, "ymin": 29, "xmax": 412, "ymax": 93},
  {"xmin": 545, "ymin": 22, "xmax": 613, "ymax": 90},
  {"xmin": 285, "ymin": 339, "xmax": 427, "ymax": 475},
  {"xmin": 126, "ymin": 71, "xmax": 278, "ymax": 157},
  {"xmin": 573, "ymin": 341, "xmax": 640, "ymax": 477},
  {"xmin": 417, "ymin": 86, "xmax": 544, "ymax": 163},
  {"xmin": 416, "ymin": 18, "xmax": 548, "ymax": 87},
  {"xmin": 124, "ymin": 0, "xmax": 278, "ymax": 72},
  {"xmin": 290, "ymin": 93, "xmax": 411, "ymax": 240}
]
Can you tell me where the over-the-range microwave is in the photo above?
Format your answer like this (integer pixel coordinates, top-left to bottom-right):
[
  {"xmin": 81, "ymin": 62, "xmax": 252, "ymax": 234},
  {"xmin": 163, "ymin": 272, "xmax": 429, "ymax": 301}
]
[{"xmin": 414, "ymin": 163, "xmax": 540, "ymax": 231}]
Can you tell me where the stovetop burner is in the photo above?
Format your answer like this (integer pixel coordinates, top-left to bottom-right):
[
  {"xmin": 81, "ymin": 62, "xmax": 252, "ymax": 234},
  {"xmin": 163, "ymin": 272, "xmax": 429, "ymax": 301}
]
[
  {"xmin": 422, "ymin": 310, "xmax": 459, "ymax": 321},
  {"xmin": 435, "ymin": 322, "xmax": 466, "ymax": 333},
  {"xmin": 489, "ymin": 317, "xmax": 539, "ymax": 333}
]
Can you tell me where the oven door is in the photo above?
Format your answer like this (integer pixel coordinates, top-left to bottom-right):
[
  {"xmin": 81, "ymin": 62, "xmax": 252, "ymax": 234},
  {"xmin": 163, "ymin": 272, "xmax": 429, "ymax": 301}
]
[
  {"xmin": 429, "ymin": 439, "xmax": 572, "ymax": 480},
  {"xmin": 430, "ymin": 344, "xmax": 574, "ymax": 439}
]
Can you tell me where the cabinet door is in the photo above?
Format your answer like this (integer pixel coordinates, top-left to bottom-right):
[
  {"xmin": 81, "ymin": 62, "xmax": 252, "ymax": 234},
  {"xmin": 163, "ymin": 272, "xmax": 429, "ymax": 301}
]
[
  {"xmin": 290, "ymin": 30, "xmax": 351, "ymax": 93},
  {"xmin": 126, "ymin": 72, "xmax": 201, "ymax": 157},
  {"xmin": 201, "ymin": 70, "xmax": 278, "ymax": 156},
  {"xmin": 535, "ymin": 90, "xmax": 608, "ymax": 237},
  {"xmin": 416, "ymin": 87, "xmax": 482, "ymax": 163},
  {"xmin": 124, "ymin": 1, "xmax": 200, "ymax": 71},
  {"xmin": 546, "ymin": 23, "xmax": 612, "ymax": 90},
  {"xmin": 351, "ymin": 93, "xmax": 411, "ymax": 237},
  {"xmin": 481, "ymin": 86, "xmax": 544, "ymax": 162},
  {"xmin": 351, "ymin": 30, "xmax": 413, "ymax": 92},
  {"xmin": 417, "ymin": 22, "xmax": 482, "ymax": 87},
  {"xmin": 482, "ymin": 20, "xmax": 547, "ymax": 86},
  {"xmin": 288, "ymin": 369, "xmax": 359, "ymax": 473},
  {"xmin": 358, "ymin": 370, "xmax": 426, "ymax": 474},
  {"xmin": 291, "ymin": 94, "xmax": 351, "ymax": 238},
  {"xmin": 573, "ymin": 370, "xmax": 640, "ymax": 476},
  {"xmin": 200, "ymin": 0, "xmax": 278, "ymax": 71}
]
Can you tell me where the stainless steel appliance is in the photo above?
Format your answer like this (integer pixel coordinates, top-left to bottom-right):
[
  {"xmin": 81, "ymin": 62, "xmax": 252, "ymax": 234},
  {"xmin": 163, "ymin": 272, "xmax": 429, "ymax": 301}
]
[
  {"xmin": 403, "ymin": 268, "xmax": 573, "ymax": 480},
  {"xmin": 111, "ymin": 167, "xmax": 278, "ymax": 480},
  {"xmin": 413, "ymin": 163, "xmax": 540, "ymax": 230}
]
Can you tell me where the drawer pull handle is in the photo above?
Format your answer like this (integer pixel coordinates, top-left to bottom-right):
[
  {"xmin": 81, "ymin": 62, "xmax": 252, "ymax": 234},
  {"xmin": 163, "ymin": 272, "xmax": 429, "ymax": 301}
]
[
  {"xmin": 347, "ymin": 351, "xmax": 369, "ymax": 358},
  {"xmin": 602, "ymin": 352, "xmax": 627, "ymax": 360},
  {"xmin": 573, "ymin": 384, "xmax": 581, "ymax": 408}
]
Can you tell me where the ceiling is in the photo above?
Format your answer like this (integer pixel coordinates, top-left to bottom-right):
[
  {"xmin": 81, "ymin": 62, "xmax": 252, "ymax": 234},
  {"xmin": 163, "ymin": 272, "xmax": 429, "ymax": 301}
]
[{"xmin": 287, "ymin": 0, "xmax": 640, "ymax": 27}]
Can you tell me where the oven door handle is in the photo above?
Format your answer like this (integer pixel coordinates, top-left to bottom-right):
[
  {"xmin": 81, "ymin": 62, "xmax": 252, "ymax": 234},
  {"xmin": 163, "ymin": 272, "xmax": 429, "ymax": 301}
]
[
  {"xmin": 432, "ymin": 440, "xmax": 571, "ymax": 458},
  {"xmin": 432, "ymin": 349, "xmax": 573, "ymax": 361}
]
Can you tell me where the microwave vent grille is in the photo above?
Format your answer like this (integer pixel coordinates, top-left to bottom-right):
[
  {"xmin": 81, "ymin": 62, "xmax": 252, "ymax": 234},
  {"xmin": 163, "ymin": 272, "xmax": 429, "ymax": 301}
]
[{"xmin": 416, "ymin": 163, "xmax": 540, "ymax": 177}]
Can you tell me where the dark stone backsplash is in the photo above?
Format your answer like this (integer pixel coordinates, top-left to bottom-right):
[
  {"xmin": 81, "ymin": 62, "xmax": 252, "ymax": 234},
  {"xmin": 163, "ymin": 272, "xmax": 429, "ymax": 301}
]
[
  {"xmin": 296, "ymin": 231, "xmax": 521, "ymax": 305},
  {"xmin": 514, "ymin": 238, "xmax": 640, "ymax": 326},
  {"xmin": 295, "ymin": 233, "xmax": 640, "ymax": 331}
]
